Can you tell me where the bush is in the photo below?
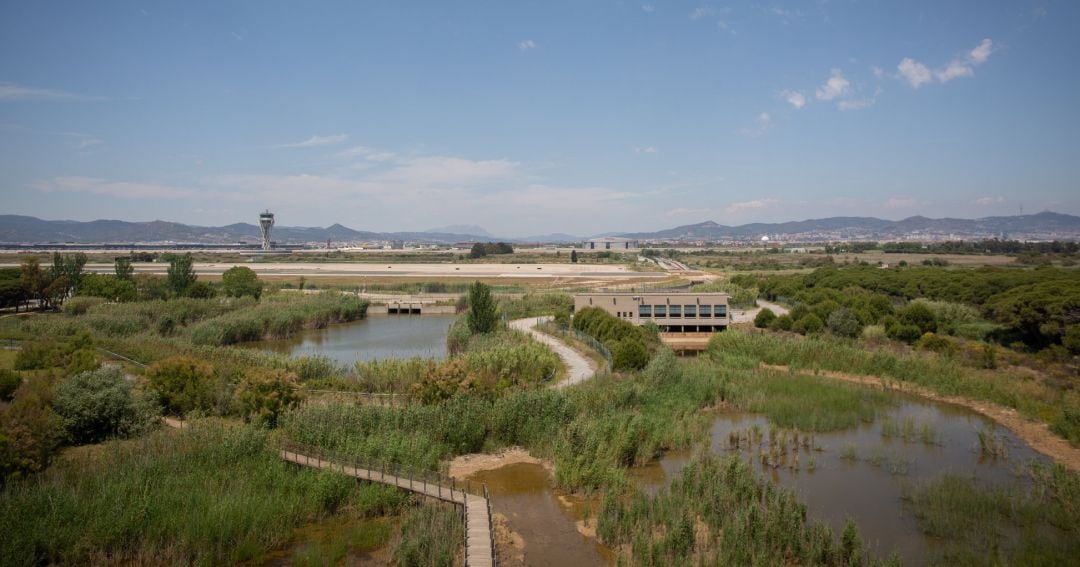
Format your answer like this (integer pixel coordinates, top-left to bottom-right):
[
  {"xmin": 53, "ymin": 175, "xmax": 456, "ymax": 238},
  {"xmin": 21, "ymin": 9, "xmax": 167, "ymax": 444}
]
[
  {"xmin": 145, "ymin": 356, "xmax": 217, "ymax": 415},
  {"xmin": 611, "ymin": 339, "xmax": 650, "ymax": 371},
  {"xmin": 889, "ymin": 323, "xmax": 924, "ymax": 344},
  {"xmin": 826, "ymin": 308, "xmax": 862, "ymax": 338},
  {"xmin": 0, "ymin": 369, "xmax": 23, "ymax": 401},
  {"xmin": 0, "ymin": 376, "xmax": 65, "ymax": 477},
  {"xmin": 52, "ymin": 367, "xmax": 161, "ymax": 444},
  {"xmin": 754, "ymin": 308, "xmax": 777, "ymax": 328},
  {"xmin": 235, "ymin": 368, "xmax": 302, "ymax": 428},
  {"xmin": 769, "ymin": 314, "xmax": 794, "ymax": 332},
  {"xmin": 915, "ymin": 332, "xmax": 956, "ymax": 356},
  {"xmin": 898, "ymin": 302, "xmax": 938, "ymax": 334},
  {"xmin": 1064, "ymin": 326, "xmax": 1080, "ymax": 355},
  {"xmin": 792, "ymin": 313, "xmax": 823, "ymax": 335},
  {"xmin": 14, "ymin": 341, "xmax": 64, "ymax": 371},
  {"xmin": 222, "ymin": 266, "xmax": 263, "ymax": 300}
]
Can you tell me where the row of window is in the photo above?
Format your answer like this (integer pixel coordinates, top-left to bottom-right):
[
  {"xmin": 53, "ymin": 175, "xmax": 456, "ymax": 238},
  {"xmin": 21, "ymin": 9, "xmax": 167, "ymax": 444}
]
[{"xmin": 637, "ymin": 304, "xmax": 727, "ymax": 318}]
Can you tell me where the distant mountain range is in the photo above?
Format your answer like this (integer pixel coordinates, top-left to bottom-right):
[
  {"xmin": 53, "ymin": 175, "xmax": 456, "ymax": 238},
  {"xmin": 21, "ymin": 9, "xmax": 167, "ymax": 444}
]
[
  {"xmin": 1, "ymin": 212, "xmax": 1078, "ymax": 245},
  {"xmin": 615, "ymin": 212, "xmax": 1080, "ymax": 242}
]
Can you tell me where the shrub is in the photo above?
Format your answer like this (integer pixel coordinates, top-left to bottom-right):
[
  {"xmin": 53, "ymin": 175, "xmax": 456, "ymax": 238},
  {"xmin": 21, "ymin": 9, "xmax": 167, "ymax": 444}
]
[
  {"xmin": 769, "ymin": 314, "xmax": 794, "ymax": 332},
  {"xmin": 145, "ymin": 356, "xmax": 217, "ymax": 415},
  {"xmin": 235, "ymin": 368, "xmax": 302, "ymax": 428},
  {"xmin": 0, "ymin": 376, "xmax": 65, "ymax": 477},
  {"xmin": 898, "ymin": 302, "xmax": 937, "ymax": 334},
  {"xmin": 14, "ymin": 341, "xmax": 64, "ymax": 371},
  {"xmin": 611, "ymin": 338, "xmax": 650, "ymax": 371},
  {"xmin": 62, "ymin": 296, "xmax": 106, "ymax": 316},
  {"xmin": 222, "ymin": 266, "xmax": 263, "ymax": 300},
  {"xmin": 1064, "ymin": 326, "xmax": 1080, "ymax": 355},
  {"xmin": 915, "ymin": 332, "xmax": 956, "ymax": 356},
  {"xmin": 793, "ymin": 313, "xmax": 823, "ymax": 335},
  {"xmin": 889, "ymin": 323, "xmax": 924, "ymax": 344},
  {"xmin": 826, "ymin": 308, "xmax": 862, "ymax": 338},
  {"xmin": 52, "ymin": 367, "xmax": 161, "ymax": 444},
  {"xmin": 754, "ymin": 308, "xmax": 776, "ymax": 328},
  {"xmin": 0, "ymin": 369, "xmax": 22, "ymax": 401}
]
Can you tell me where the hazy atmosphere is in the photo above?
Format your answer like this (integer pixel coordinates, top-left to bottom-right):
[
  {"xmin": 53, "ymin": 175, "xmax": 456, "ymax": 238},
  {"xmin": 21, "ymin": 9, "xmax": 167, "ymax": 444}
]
[{"xmin": 2, "ymin": 1, "xmax": 1078, "ymax": 236}]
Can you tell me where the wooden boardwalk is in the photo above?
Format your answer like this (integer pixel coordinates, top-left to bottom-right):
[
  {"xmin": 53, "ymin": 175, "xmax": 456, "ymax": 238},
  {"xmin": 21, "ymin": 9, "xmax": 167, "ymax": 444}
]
[{"xmin": 281, "ymin": 449, "xmax": 496, "ymax": 567}]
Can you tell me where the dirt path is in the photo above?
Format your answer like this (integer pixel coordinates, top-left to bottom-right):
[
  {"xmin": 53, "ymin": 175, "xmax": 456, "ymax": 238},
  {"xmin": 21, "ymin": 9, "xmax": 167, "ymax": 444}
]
[
  {"xmin": 761, "ymin": 363, "xmax": 1080, "ymax": 472},
  {"xmin": 508, "ymin": 317, "xmax": 596, "ymax": 388},
  {"xmin": 732, "ymin": 300, "xmax": 790, "ymax": 324}
]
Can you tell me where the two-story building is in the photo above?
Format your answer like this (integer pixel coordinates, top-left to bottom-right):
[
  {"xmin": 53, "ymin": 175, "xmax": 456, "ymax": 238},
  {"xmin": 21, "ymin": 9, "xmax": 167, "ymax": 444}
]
[{"xmin": 572, "ymin": 292, "xmax": 730, "ymax": 333}]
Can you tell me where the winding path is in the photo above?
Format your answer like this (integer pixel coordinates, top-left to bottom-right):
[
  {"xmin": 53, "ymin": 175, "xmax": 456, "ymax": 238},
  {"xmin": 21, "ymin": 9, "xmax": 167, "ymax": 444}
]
[{"xmin": 508, "ymin": 317, "xmax": 596, "ymax": 388}]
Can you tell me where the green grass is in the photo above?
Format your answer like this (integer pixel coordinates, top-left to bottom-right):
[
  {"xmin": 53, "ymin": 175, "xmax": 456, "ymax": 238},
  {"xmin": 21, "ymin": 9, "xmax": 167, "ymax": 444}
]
[
  {"xmin": 706, "ymin": 330, "xmax": 1080, "ymax": 444},
  {"xmin": 0, "ymin": 420, "xmax": 408, "ymax": 566}
]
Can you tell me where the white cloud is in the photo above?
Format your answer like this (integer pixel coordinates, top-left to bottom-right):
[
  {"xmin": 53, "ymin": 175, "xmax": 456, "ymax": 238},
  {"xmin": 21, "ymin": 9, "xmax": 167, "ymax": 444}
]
[
  {"xmin": 35, "ymin": 177, "xmax": 193, "ymax": 199},
  {"xmin": 641, "ymin": 4, "xmax": 655, "ymax": 13},
  {"xmin": 837, "ymin": 98, "xmax": 874, "ymax": 111},
  {"xmin": 332, "ymin": 145, "xmax": 372, "ymax": 159},
  {"xmin": 633, "ymin": 146, "xmax": 658, "ymax": 154},
  {"xmin": 815, "ymin": 69, "xmax": 851, "ymax": 100},
  {"xmin": 0, "ymin": 81, "xmax": 105, "ymax": 102},
  {"xmin": 690, "ymin": 7, "xmax": 712, "ymax": 20},
  {"xmin": 935, "ymin": 60, "xmax": 974, "ymax": 83},
  {"xmin": 884, "ymin": 196, "xmax": 916, "ymax": 209},
  {"xmin": 665, "ymin": 207, "xmax": 711, "ymax": 217},
  {"xmin": 725, "ymin": 198, "xmax": 779, "ymax": 214},
  {"xmin": 376, "ymin": 156, "xmax": 517, "ymax": 187},
  {"xmin": 365, "ymin": 152, "xmax": 397, "ymax": 162},
  {"xmin": 969, "ymin": 38, "xmax": 994, "ymax": 64},
  {"xmin": 278, "ymin": 134, "xmax": 348, "ymax": 148},
  {"xmin": 872, "ymin": 66, "xmax": 886, "ymax": 79},
  {"xmin": 897, "ymin": 39, "xmax": 995, "ymax": 88},
  {"xmin": 75, "ymin": 137, "xmax": 103, "ymax": 150},
  {"xmin": 897, "ymin": 58, "xmax": 933, "ymax": 88},
  {"xmin": 758, "ymin": 112, "xmax": 771, "ymax": 124},
  {"xmin": 782, "ymin": 90, "xmax": 807, "ymax": 109},
  {"xmin": 518, "ymin": 39, "xmax": 537, "ymax": 51},
  {"xmin": 974, "ymin": 195, "xmax": 1006, "ymax": 206}
]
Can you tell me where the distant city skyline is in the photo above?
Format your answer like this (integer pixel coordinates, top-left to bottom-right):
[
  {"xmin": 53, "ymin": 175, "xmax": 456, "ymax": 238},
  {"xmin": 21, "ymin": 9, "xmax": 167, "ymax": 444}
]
[{"xmin": 2, "ymin": 1, "xmax": 1077, "ymax": 237}]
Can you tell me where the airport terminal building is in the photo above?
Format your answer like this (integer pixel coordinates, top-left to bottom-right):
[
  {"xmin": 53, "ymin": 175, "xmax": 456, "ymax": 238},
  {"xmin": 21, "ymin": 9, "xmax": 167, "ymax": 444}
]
[{"xmin": 573, "ymin": 292, "xmax": 730, "ymax": 333}]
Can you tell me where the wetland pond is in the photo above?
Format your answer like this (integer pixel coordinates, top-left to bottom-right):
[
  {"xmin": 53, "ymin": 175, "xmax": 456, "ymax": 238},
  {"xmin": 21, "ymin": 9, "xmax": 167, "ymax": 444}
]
[
  {"xmin": 241, "ymin": 313, "xmax": 455, "ymax": 364},
  {"xmin": 473, "ymin": 394, "xmax": 1051, "ymax": 566}
]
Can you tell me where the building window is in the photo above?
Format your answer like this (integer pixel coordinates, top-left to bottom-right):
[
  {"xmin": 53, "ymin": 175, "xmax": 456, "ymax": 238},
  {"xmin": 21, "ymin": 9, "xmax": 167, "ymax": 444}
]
[
  {"xmin": 715, "ymin": 305, "xmax": 727, "ymax": 317},
  {"xmin": 639, "ymin": 305, "xmax": 652, "ymax": 317},
  {"xmin": 684, "ymin": 305, "xmax": 697, "ymax": 318},
  {"xmin": 700, "ymin": 305, "xmax": 713, "ymax": 318},
  {"xmin": 654, "ymin": 305, "xmax": 667, "ymax": 317},
  {"xmin": 669, "ymin": 305, "xmax": 682, "ymax": 318}
]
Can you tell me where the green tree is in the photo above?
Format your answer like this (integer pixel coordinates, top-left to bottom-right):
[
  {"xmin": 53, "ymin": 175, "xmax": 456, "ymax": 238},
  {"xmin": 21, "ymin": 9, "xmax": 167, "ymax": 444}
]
[
  {"xmin": 469, "ymin": 243, "xmax": 487, "ymax": 259},
  {"xmin": 0, "ymin": 376, "xmax": 65, "ymax": 477},
  {"xmin": 235, "ymin": 368, "xmax": 302, "ymax": 428},
  {"xmin": 754, "ymin": 308, "xmax": 777, "ymax": 328},
  {"xmin": 898, "ymin": 302, "xmax": 938, "ymax": 334},
  {"xmin": 145, "ymin": 356, "xmax": 216, "ymax": 415},
  {"xmin": 165, "ymin": 253, "xmax": 197, "ymax": 297},
  {"xmin": 826, "ymin": 308, "xmax": 862, "ymax": 338},
  {"xmin": 467, "ymin": 281, "xmax": 498, "ymax": 334},
  {"xmin": 114, "ymin": 257, "xmax": 134, "ymax": 280},
  {"xmin": 52, "ymin": 367, "xmax": 160, "ymax": 444},
  {"xmin": 793, "ymin": 313, "xmax": 824, "ymax": 335},
  {"xmin": 221, "ymin": 266, "xmax": 262, "ymax": 299},
  {"xmin": 0, "ymin": 369, "xmax": 21, "ymax": 401},
  {"xmin": 612, "ymin": 339, "xmax": 650, "ymax": 371},
  {"xmin": 570, "ymin": 249, "xmax": 579, "ymax": 263}
]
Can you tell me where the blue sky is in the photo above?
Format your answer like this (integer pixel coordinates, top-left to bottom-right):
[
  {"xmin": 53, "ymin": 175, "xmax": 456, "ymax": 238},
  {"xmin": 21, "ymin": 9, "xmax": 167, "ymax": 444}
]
[{"xmin": 1, "ymin": 1, "xmax": 1077, "ymax": 237}]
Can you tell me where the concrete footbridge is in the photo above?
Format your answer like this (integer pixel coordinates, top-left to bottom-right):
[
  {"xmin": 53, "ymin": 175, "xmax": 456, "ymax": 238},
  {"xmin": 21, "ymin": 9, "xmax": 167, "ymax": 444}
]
[{"xmin": 281, "ymin": 447, "xmax": 497, "ymax": 567}]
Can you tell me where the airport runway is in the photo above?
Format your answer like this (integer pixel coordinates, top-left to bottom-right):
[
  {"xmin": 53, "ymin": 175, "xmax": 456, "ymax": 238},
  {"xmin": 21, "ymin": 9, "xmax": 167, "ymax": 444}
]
[{"xmin": 57, "ymin": 262, "xmax": 669, "ymax": 279}]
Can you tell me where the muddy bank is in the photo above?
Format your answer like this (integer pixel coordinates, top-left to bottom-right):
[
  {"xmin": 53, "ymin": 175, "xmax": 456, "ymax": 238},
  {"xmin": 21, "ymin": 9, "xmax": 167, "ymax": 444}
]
[
  {"xmin": 447, "ymin": 447, "xmax": 551, "ymax": 479},
  {"xmin": 761, "ymin": 363, "xmax": 1080, "ymax": 472}
]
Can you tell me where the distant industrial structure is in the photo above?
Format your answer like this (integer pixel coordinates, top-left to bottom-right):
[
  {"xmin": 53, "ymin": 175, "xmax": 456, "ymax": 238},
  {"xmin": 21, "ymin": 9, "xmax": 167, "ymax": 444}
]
[
  {"xmin": 574, "ymin": 292, "xmax": 730, "ymax": 333},
  {"xmin": 259, "ymin": 210, "xmax": 275, "ymax": 251},
  {"xmin": 584, "ymin": 237, "xmax": 638, "ymax": 250}
]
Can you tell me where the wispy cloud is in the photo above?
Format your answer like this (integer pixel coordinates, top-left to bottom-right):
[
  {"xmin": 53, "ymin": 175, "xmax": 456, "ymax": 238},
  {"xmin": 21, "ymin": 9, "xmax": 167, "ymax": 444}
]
[
  {"xmin": 884, "ymin": 196, "xmax": 916, "ymax": 209},
  {"xmin": 838, "ymin": 97, "xmax": 875, "ymax": 111},
  {"xmin": 665, "ymin": 207, "xmax": 711, "ymax": 217},
  {"xmin": 35, "ymin": 177, "xmax": 193, "ymax": 199},
  {"xmin": 725, "ymin": 198, "xmax": 779, "ymax": 214},
  {"xmin": 974, "ymin": 195, "xmax": 1006, "ymax": 206},
  {"xmin": 518, "ymin": 39, "xmax": 537, "ymax": 51},
  {"xmin": 0, "ymin": 81, "xmax": 104, "ymax": 102},
  {"xmin": 690, "ymin": 7, "xmax": 712, "ymax": 20},
  {"xmin": 741, "ymin": 112, "xmax": 772, "ymax": 137},
  {"xmin": 782, "ymin": 90, "xmax": 807, "ymax": 109},
  {"xmin": 896, "ymin": 39, "xmax": 995, "ymax": 88},
  {"xmin": 278, "ymin": 134, "xmax": 348, "ymax": 148},
  {"xmin": 815, "ymin": 69, "xmax": 851, "ymax": 100},
  {"xmin": 641, "ymin": 4, "xmax": 655, "ymax": 13},
  {"xmin": 632, "ymin": 146, "xmax": 658, "ymax": 154}
]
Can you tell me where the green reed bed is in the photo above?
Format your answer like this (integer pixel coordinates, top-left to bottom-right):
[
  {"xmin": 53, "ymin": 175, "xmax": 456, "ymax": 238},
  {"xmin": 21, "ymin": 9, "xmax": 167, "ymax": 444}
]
[
  {"xmin": 597, "ymin": 453, "xmax": 899, "ymax": 566},
  {"xmin": 706, "ymin": 331, "xmax": 1080, "ymax": 444},
  {"xmin": 189, "ymin": 293, "xmax": 368, "ymax": 346},
  {"xmin": 390, "ymin": 503, "xmax": 464, "ymax": 567},
  {"xmin": 902, "ymin": 462, "xmax": 1080, "ymax": 565},
  {"xmin": 0, "ymin": 420, "xmax": 407, "ymax": 567}
]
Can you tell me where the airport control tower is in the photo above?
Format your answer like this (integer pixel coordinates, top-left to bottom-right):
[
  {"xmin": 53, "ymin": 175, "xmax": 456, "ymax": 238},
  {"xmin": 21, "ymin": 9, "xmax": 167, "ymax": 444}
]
[{"xmin": 259, "ymin": 210, "xmax": 275, "ymax": 251}]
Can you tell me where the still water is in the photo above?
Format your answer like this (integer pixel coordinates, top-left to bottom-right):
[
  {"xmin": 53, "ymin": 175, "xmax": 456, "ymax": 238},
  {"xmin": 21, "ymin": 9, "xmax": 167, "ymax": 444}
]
[{"xmin": 242, "ymin": 314, "xmax": 455, "ymax": 364}]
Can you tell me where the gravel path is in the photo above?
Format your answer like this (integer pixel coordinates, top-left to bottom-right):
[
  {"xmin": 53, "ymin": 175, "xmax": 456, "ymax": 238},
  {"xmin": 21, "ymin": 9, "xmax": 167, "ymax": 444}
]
[
  {"xmin": 508, "ymin": 316, "xmax": 595, "ymax": 389},
  {"xmin": 731, "ymin": 299, "xmax": 790, "ymax": 324}
]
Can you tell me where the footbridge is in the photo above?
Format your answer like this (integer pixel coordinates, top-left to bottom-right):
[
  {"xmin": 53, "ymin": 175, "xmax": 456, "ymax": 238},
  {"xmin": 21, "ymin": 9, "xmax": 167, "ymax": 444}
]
[{"xmin": 280, "ymin": 445, "xmax": 497, "ymax": 567}]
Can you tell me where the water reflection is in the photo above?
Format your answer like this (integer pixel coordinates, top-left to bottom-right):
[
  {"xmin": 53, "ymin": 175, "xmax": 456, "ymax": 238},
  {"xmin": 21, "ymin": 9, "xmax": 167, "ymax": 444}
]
[{"xmin": 242, "ymin": 314, "xmax": 455, "ymax": 364}]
